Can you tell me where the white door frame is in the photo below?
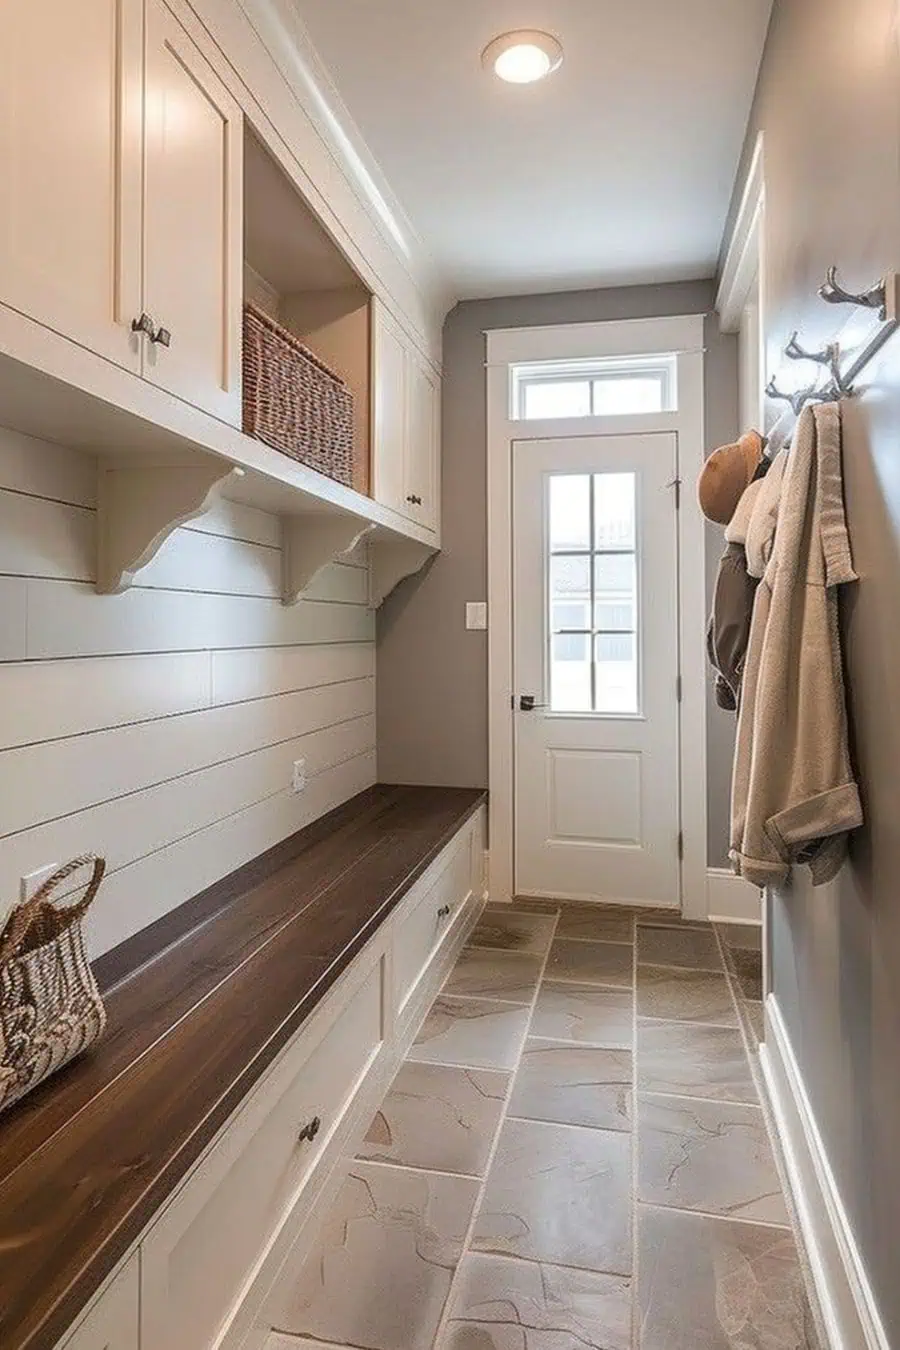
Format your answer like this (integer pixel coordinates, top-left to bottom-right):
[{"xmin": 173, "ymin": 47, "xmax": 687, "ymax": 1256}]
[{"xmin": 486, "ymin": 313, "xmax": 708, "ymax": 917}]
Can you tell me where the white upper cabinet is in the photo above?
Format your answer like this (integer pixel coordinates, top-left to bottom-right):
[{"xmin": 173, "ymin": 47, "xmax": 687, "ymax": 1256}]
[
  {"xmin": 0, "ymin": 0, "xmax": 440, "ymax": 558},
  {"xmin": 143, "ymin": 0, "xmax": 243, "ymax": 424},
  {"xmin": 372, "ymin": 300, "xmax": 440, "ymax": 536},
  {"xmin": 0, "ymin": 0, "xmax": 242, "ymax": 425},
  {"xmin": 407, "ymin": 346, "xmax": 440, "ymax": 534},
  {"xmin": 372, "ymin": 301, "xmax": 408, "ymax": 517},
  {"xmin": 0, "ymin": 0, "xmax": 143, "ymax": 371}
]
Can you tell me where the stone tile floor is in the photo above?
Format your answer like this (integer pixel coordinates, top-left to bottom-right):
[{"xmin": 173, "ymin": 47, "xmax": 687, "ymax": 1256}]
[{"xmin": 268, "ymin": 903, "xmax": 820, "ymax": 1350}]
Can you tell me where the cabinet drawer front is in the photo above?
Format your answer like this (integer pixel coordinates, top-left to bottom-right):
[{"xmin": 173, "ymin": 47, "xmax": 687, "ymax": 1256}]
[
  {"xmin": 394, "ymin": 825, "xmax": 476, "ymax": 1015},
  {"xmin": 0, "ymin": 0, "xmax": 142, "ymax": 371},
  {"xmin": 60, "ymin": 1252, "xmax": 139, "ymax": 1350},
  {"xmin": 141, "ymin": 960, "xmax": 384, "ymax": 1350}
]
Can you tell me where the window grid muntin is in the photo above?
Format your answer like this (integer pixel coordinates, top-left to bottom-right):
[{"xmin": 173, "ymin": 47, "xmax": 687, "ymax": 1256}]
[{"xmin": 548, "ymin": 471, "xmax": 639, "ymax": 715}]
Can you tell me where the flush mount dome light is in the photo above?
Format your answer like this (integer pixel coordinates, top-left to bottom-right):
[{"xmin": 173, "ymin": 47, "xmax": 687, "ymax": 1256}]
[{"xmin": 482, "ymin": 30, "xmax": 563, "ymax": 84}]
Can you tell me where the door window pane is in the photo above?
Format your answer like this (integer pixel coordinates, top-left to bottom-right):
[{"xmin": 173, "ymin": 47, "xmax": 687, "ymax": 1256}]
[
  {"xmin": 552, "ymin": 633, "xmax": 592, "ymax": 711},
  {"xmin": 549, "ymin": 475, "xmax": 590, "ymax": 549},
  {"xmin": 595, "ymin": 633, "xmax": 638, "ymax": 713},
  {"xmin": 550, "ymin": 555, "xmax": 590, "ymax": 609},
  {"xmin": 594, "ymin": 472, "xmax": 635, "ymax": 548},
  {"xmin": 547, "ymin": 471, "xmax": 640, "ymax": 714}
]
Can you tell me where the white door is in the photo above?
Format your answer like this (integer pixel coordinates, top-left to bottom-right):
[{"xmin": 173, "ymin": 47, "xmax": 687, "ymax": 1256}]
[
  {"xmin": 143, "ymin": 0, "xmax": 243, "ymax": 424},
  {"xmin": 0, "ymin": 0, "xmax": 143, "ymax": 371},
  {"xmin": 513, "ymin": 434, "xmax": 681, "ymax": 906}
]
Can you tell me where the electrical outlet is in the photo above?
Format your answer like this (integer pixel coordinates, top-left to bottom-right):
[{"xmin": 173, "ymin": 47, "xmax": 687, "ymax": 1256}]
[
  {"xmin": 466, "ymin": 601, "xmax": 488, "ymax": 631},
  {"xmin": 20, "ymin": 863, "xmax": 58, "ymax": 904},
  {"xmin": 292, "ymin": 758, "xmax": 307, "ymax": 793}
]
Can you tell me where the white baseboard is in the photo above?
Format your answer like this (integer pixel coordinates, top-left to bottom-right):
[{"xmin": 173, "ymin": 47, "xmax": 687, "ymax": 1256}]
[
  {"xmin": 760, "ymin": 997, "xmax": 889, "ymax": 1350},
  {"xmin": 706, "ymin": 866, "xmax": 761, "ymax": 923}
]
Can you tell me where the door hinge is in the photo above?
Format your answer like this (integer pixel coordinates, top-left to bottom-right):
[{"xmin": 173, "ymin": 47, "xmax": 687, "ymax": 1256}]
[
  {"xmin": 676, "ymin": 674, "xmax": 683, "ymax": 703},
  {"xmin": 677, "ymin": 830, "xmax": 684, "ymax": 861}
]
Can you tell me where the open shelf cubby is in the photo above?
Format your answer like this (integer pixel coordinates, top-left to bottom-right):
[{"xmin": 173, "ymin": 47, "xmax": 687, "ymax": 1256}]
[{"xmin": 243, "ymin": 127, "xmax": 373, "ymax": 498}]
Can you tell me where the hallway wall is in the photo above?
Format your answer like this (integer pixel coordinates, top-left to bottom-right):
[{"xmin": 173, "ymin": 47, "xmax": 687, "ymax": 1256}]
[
  {"xmin": 377, "ymin": 280, "xmax": 739, "ymax": 867},
  {"xmin": 726, "ymin": 0, "xmax": 900, "ymax": 1339}
]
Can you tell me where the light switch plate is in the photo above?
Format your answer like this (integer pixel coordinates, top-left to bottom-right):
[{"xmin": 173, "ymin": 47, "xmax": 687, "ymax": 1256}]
[{"xmin": 466, "ymin": 602, "xmax": 488, "ymax": 631}]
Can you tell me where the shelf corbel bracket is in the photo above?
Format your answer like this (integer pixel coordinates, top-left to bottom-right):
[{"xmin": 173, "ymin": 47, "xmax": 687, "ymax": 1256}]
[
  {"xmin": 369, "ymin": 536, "xmax": 438, "ymax": 608},
  {"xmin": 96, "ymin": 458, "xmax": 242, "ymax": 594},
  {"xmin": 282, "ymin": 517, "xmax": 376, "ymax": 606}
]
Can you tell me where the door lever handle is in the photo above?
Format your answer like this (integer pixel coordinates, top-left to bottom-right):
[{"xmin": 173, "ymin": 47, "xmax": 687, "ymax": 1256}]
[{"xmin": 518, "ymin": 695, "xmax": 547, "ymax": 712}]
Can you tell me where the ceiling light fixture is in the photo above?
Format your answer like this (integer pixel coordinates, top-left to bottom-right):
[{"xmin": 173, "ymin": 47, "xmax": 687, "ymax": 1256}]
[{"xmin": 481, "ymin": 30, "xmax": 564, "ymax": 85}]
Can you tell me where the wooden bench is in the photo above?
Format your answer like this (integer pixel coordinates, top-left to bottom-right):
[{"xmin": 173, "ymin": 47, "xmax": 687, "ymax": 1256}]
[{"xmin": 0, "ymin": 784, "xmax": 487, "ymax": 1350}]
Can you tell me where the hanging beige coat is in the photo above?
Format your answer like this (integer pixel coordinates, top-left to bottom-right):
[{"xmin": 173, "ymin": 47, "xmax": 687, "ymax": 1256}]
[{"xmin": 730, "ymin": 402, "xmax": 862, "ymax": 887}]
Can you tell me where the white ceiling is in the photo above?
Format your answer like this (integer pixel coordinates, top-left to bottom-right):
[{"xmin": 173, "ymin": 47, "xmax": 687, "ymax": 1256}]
[{"xmin": 290, "ymin": 0, "xmax": 773, "ymax": 300}]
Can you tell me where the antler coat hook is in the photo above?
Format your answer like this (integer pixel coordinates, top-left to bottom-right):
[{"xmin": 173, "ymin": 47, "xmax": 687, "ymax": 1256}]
[
  {"xmin": 765, "ymin": 377, "xmax": 823, "ymax": 416},
  {"xmin": 784, "ymin": 332, "xmax": 849, "ymax": 395},
  {"xmin": 818, "ymin": 266, "xmax": 887, "ymax": 320}
]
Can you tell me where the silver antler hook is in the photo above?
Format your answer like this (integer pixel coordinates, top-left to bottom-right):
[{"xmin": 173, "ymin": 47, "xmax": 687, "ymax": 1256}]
[
  {"xmin": 784, "ymin": 332, "xmax": 848, "ymax": 396},
  {"xmin": 765, "ymin": 377, "xmax": 823, "ymax": 416},
  {"xmin": 818, "ymin": 266, "xmax": 887, "ymax": 320}
]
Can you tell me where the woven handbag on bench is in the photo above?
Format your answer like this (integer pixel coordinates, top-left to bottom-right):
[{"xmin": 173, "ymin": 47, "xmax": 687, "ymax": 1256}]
[{"xmin": 0, "ymin": 855, "xmax": 107, "ymax": 1114}]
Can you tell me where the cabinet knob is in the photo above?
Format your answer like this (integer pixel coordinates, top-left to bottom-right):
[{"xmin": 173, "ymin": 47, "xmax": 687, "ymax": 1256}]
[
  {"xmin": 298, "ymin": 1115, "xmax": 322, "ymax": 1145},
  {"xmin": 405, "ymin": 493, "xmax": 423, "ymax": 506},
  {"xmin": 131, "ymin": 312, "xmax": 154, "ymax": 338},
  {"xmin": 437, "ymin": 904, "xmax": 451, "ymax": 919},
  {"xmin": 151, "ymin": 324, "xmax": 172, "ymax": 348}
]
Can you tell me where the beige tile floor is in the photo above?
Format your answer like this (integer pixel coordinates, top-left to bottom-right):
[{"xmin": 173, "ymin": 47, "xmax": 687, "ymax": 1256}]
[{"xmin": 269, "ymin": 903, "xmax": 820, "ymax": 1350}]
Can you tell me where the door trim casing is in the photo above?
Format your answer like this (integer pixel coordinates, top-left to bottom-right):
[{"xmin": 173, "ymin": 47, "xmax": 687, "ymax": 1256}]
[{"xmin": 486, "ymin": 314, "xmax": 708, "ymax": 917}]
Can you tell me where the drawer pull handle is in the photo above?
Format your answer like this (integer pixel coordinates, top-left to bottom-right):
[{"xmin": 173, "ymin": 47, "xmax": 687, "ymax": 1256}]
[
  {"xmin": 298, "ymin": 1115, "xmax": 322, "ymax": 1144},
  {"xmin": 151, "ymin": 323, "xmax": 172, "ymax": 348},
  {"xmin": 437, "ymin": 904, "xmax": 451, "ymax": 919},
  {"xmin": 131, "ymin": 312, "xmax": 154, "ymax": 338}
]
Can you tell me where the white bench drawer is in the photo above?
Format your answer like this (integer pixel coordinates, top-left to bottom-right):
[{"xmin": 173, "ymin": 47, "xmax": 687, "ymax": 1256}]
[
  {"xmin": 141, "ymin": 959, "xmax": 384, "ymax": 1350},
  {"xmin": 394, "ymin": 818, "xmax": 478, "ymax": 1017},
  {"xmin": 59, "ymin": 1253, "xmax": 139, "ymax": 1350}
]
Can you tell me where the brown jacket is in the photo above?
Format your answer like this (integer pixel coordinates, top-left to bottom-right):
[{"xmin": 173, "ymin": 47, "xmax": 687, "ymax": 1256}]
[
  {"xmin": 707, "ymin": 542, "xmax": 756, "ymax": 711},
  {"xmin": 706, "ymin": 472, "xmax": 768, "ymax": 712},
  {"xmin": 730, "ymin": 403, "xmax": 862, "ymax": 887}
]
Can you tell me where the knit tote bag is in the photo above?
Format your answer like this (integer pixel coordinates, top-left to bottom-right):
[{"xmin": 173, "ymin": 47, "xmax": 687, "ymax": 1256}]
[{"xmin": 0, "ymin": 855, "xmax": 107, "ymax": 1113}]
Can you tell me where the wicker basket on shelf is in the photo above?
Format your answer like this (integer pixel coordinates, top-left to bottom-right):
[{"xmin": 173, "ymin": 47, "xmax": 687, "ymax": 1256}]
[
  {"xmin": 0, "ymin": 855, "xmax": 107, "ymax": 1114},
  {"xmin": 242, "ymin": 302, "xmax": 355, "ymax": 486}
]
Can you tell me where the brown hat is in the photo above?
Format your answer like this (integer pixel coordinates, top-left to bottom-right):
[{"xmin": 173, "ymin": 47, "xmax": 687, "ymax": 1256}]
[{"xmin": 697, "ymin": 430, "xmax": 764, "ymax": 525}]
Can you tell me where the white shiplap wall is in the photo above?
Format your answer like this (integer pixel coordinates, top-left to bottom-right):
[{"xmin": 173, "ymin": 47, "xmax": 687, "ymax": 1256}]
[{"xmin": 0, "ymin": 427, "xmax": 377, "ymax": 959}]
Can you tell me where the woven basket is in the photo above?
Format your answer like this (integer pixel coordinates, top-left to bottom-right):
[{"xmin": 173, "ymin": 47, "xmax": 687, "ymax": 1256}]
[
  {"xmin": 0, "ymin": 856, "xmax": 107, "ymax": 1114},
  {"xmin": 242, "ymin": 302, "xmax": 355, "ymax": 486}
]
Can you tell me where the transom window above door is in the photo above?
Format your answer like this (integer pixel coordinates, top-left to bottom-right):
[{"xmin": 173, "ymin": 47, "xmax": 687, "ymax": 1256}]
[
  {"xmin": 511, "ymin": 354, "xmax": 677, "ymax": 421},
  {"xmin": 548, "ymin": 471, "xmax": 640, "ymax": 715}
]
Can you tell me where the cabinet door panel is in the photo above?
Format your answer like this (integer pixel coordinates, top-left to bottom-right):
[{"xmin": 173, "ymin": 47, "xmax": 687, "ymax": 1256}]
[
  {"xmin": 372, "ymin": 302, "xmax": 408, "ymax": 516},
  {"xmin": 0, "ymin": 0, "xmax": 142, "ymax": 370},
  {"xmin": 407, "ymin": 352, "xmax": 440, "ymax": 534},
  {"xmin": 61, "ymin": 1253, "xmax": 139, "ymax": 1350},
  {"xmin": 143, "ymin": 0, "xmax": 243, "ymax": 424}
]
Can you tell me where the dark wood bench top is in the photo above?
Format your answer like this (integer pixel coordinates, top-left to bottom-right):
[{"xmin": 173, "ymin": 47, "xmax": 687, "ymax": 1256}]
[{"xmin": 0, "ymin": 784, "xmax": 486, "ymax": 1350}]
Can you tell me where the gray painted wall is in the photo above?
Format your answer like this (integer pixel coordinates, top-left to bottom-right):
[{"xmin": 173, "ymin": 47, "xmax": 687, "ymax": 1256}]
[
  {"xmin": 728, "ymin": 0, "xmax": 900, "ymax": 1339},
  {"xmin": 377, "ymin": 280, "xmax": 738, "ymax": 866}
]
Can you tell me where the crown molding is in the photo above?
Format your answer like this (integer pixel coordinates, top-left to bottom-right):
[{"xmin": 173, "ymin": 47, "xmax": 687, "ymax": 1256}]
[{"xmin": 236, "ymin": 0, "xmax": 455, "ymax": 322}]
